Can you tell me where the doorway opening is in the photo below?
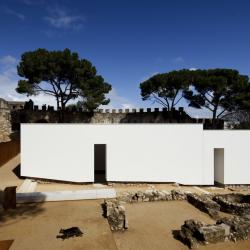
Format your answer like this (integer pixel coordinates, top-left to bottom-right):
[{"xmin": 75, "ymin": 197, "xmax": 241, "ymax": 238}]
[
  {"xmin": 94, "ymin": 144, "xmax": 106, "ymax": 183},
  {"xmin": 214, "ymin": 148, "xmax": 224, "ymax": 185}
]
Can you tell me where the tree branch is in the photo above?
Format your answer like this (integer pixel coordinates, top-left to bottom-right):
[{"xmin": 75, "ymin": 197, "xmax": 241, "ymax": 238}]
[{"xmin": 152, "ymin": 93, "xmax": 169, "ymax": 108}]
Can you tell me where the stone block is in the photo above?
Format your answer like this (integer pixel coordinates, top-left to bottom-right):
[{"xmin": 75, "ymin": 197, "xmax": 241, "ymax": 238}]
[{"xmin": 104, "ymin": 199, "xmax": 128, "ymax": 231}]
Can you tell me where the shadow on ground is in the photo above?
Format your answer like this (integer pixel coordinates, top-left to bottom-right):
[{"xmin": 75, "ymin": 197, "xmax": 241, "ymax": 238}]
[
  {"xmin": 12, "ymin": 164, "xmax": 25, "ymax": 180},
  {"xmin": 0, "ymin": 189, "xmax": 45, "ymax": 227}
]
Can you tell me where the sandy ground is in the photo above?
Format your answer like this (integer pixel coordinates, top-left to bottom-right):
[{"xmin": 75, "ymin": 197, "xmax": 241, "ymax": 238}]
[
  {"xmin": 0, "ymin": 200, "xmax": 117, "ymax": 250},
  {"xmin": 0, "ymin": 155, "xmax": 23, "ymax": 191},
  {"xmin": 0, "ymin": 198, "xmax": 250, "ymax": 250},
  {"xmin": 114, "ymin": 201, "xmax": 215, "ymax": 250},
  {"xmin": 114, "ymin": 201, "xmax": 250, "ymax": 250}
]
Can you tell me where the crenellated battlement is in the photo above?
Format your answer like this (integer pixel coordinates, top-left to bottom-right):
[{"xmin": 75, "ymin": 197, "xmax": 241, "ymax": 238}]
[
  {"xmin": 0, "ymin": 97, "xmax": 224, "ymax": 138},
  {"xmin": 24, "ymin": 104, "xmax": 185, "ymax": 115}
]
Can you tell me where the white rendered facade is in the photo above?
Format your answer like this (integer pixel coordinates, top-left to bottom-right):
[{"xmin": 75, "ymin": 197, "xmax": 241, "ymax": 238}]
[{"xmin": 21, "ymin": 124, "xmax": 250, "ymax": 185}]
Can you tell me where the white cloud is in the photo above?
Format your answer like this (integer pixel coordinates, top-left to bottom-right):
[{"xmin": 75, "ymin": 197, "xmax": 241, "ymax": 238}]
[
  {"xmin": 0, "ymin": 55, "xmax": 17, "ymax": 65},
  {"xmin": 100, "ymin": 88, "xmax": 135, "ymax": 109},
  {"xmin": 172, "ymin": 56, "xmax": 184, "ymax": 63},
  {"xmin": 185, "ymin": 107, "xmax": 213, "ymax": 119},
  {"xmin": 189, "ymin": 67, "xmax": 197, "ymax": 71},
  {"xmin": 44, "ymin": 7, "xmax": 85, "ymax": 30},
  {"xmin": 3, "ymin": 7, "xmax": 25, "ymax": 20},
  {"xmin": 0, "ymin": 55, "xmax": 56, "ymax": 107}
]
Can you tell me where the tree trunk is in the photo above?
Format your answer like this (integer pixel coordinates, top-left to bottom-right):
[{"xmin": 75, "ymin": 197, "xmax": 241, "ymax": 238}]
[
  {"xmin": 58, "ymin": 98, "xmax": 66, "ymax": 123},
  {"xmin": 212, "ymin": 107, "xmax": 217, "ymax": 129}
]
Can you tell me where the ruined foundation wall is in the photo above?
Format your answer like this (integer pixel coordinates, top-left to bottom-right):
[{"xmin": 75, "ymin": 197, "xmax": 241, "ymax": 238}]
[{"xmin": 0, "ymin": 99, "xmax": 11, "ymax": 142}]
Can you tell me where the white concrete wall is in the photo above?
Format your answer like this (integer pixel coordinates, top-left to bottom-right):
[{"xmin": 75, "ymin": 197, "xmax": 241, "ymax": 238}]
[
  {"xmin": 21, "ymin": 124, "xmax": 208, "ymax": 184},
  {"xmin": 21, "ymin": 125, "xmax": 94, "ymax": 182},
  {"xmin": 204, "ymin": 131, "xmax": 250, "ymax": 185}
]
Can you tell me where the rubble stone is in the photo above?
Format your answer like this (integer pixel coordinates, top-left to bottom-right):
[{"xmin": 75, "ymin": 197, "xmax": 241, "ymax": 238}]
[
  {"xmin": 187, "ymin": 193, "xmax": 220, "ymax": 219},
  {"xmin": 178, "ymin": 219, "xmax": 231, "ymax": 248},
  {"xmin": 0, "ymin": 108, "xmax": 11, "ymax": 143},
  {"xmin": 118, "ymin": 189, "xmax": 187, "ymax": 203},
  {"xmin": 103, "ymin": 199, "xmax": 128, "ymax": 231},
  {"xmin": 217, "ymin": 216, "xmax": 250, "ymax": 241},
  {"xmin": 213, "ymin": 194, "xmax": 250, "ymax": 216}
]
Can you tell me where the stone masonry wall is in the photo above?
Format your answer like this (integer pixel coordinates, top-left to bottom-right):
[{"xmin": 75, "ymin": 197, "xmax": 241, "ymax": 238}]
[{"xmin": 0, "ymin": 99, "xmax": 11, "ymax": 142}]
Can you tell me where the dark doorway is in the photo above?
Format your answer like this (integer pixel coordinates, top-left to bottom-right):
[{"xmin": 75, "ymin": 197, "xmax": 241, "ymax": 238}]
[
  {"xmin": 94, "ymin": 144, "xmax": 106, "ymax": 183},
  {"xmin": 214, "ymin": 148, "xmax": 224, "ymax": 185}
]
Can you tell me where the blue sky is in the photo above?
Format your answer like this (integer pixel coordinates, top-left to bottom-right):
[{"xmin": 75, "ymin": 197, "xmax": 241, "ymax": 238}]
[{"xmin": 0, "ymin": 0, "xmax": 250, "ymax": 117}]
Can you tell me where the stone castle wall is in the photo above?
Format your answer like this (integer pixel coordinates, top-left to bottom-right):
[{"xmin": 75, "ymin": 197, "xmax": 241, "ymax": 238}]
[
  {"xmin": 0, "ymin": 97, "xmax": 224, "ymax": 138},
  {"xmin": 11, "ymin": 107, "xmax": 193, "ymax": 125},
  {"xmin": 0, "ymin": 99, "xmax": 12, "ymax": 142}
]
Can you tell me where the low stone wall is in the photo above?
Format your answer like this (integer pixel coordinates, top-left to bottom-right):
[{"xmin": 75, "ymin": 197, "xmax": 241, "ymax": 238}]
[
  {"xmin": 0, "ymin": 110, "xmax": 11, "ymax": 142},
  {"xmin": 187, "ymin": 193, "xmax": 220, "ymax": 219},
  {"xmin": 213, "ymin": 194, "xmax": 250, "ymax": 216},
  {"xmin": 217, "ymin": 216, "xmax": 250, "ymax": 241},
  {"xmin": 177, "ymin": 219, "xmax": 231, "ymax": 248},
  {"xmin": 118, "ymin": 189, "xmax": 187, "ymax": 203},
  {"xmin": 177, "ymin": 217, "xmax": 250, "ymax": 248},
  {"xmin": 103, "ymin": 199, "xmax": 128, "ymax": 231}
]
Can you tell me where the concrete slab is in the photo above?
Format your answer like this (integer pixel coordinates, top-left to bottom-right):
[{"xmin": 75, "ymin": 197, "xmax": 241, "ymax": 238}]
[
  {"xmin": 16, "ymin": 188, "xmax": 116, "ymax": 203},
  {"xmin": 17, "ymin": 179, "xmax": 37, "ymax": 193}
]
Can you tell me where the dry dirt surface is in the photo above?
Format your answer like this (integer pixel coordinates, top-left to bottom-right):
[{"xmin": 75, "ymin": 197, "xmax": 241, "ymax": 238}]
[
  {"xmin": 0, "ymin": 200, "xmax": 117, "ymax": 250},
  {"xmin": 113, "ymin": 201, "xmax": 250, "ymax": 250}
]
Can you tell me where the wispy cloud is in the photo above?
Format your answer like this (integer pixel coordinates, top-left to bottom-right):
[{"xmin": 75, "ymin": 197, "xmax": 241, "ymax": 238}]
[
  {"xmin": 189, "ymin": 67, "xmax": 197, "ymax": 71},
  {"xmin": 3, "ymin": 6, "xmax": 25, "ymax": 20},
  {"xmin": 172, "ymin": 56, "xmax": 184, "ymax": 63},
  {"xmin": 0, "ymin": 55, "xmax": 17, "ymax": 66},
  {"xmin": 0, "ymin": 55, "xmax": 56, "ymax": 106},
  {"xmin": 19, "ymin": 0, "xmax": 44, "ymax": 5},
  {"xmin": 101, "ymin": 88, "xmax": 135, "ymax": 109},
  {"xmin": 44, "ymin": 6, "xmax": 85, "ymax": 30},
  {"xmin": 140, "ymin": 72, "xmax": 159, "ymax": 82}
]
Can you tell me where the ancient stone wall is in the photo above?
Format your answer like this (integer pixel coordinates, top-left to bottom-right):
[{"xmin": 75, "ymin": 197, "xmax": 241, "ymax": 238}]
[
  {"xmin": 0, "ymin": 97, "xmax": 225, "ymax": 132},
  {"xmin": 0, "ymin": 99, "xmax": 12, "ymax": 142},
  {"xmin": 11, "ymin": 107, "xmax": 193, "ymax": 126}
]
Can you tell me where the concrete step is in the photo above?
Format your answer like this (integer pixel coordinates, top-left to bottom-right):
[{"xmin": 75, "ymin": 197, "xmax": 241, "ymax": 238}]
[
  {"xmin": 17, "ymin": 179, "xmax": 37, "ymax": 193},
  {"xmin": 16, "ymin": 188, "xmax": 116, "ymax": 203}
]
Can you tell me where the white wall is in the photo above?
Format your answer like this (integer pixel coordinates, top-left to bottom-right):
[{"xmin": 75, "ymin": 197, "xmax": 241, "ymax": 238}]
[
  {"xmin": 21, "ymin": 124, "xmax": 209, "ymax": 184},
  {"xmin": 204, "ymin": 131, "xmax": 250, "ymax": 185},
  {"xmin": 21, "ymin": 125, "xmax": 94, "ymax": 182}
]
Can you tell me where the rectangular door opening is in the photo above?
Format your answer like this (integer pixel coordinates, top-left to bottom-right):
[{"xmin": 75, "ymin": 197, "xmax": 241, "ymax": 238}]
[
  {"xmin": 94, "ymin": 144, "xmax": 106, "ymax": 183},
  {"xmin": 214, "ymin": 148, "xmax": 224, "ymax": 185}
]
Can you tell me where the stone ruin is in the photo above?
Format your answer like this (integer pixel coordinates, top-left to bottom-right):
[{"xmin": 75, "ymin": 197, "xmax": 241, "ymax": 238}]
[
  {"xmin": 0, "ymin": 98, "xmax": 11, "ymax": 142},
  {"xmin": 177, "ymin": 193, "xmax": 250, "ymax": 248},
  {"xmin": 103, "ymin": 199, "xmax": 128, "ymax": 231},
  {"xmin": 113, "ymin": 189, "xmax": 250, "ymax": 248},
  {"xmin": 177, "ymin": 216, "xmax": 250, "ymax": 249},
  {"xmin": 213, "ymin": 193, "xmax": 250, "ymax": 216},
  {"xmin": 176, "ymin": 219, "xmax": 230, "ymax": 249},
  {"xmin": 118, "ymin": 189, "xmax": 187, "ymax": 203},
  {"xmin": 186, "ymin": 193, "xmax": 221, "ymax": 219}
]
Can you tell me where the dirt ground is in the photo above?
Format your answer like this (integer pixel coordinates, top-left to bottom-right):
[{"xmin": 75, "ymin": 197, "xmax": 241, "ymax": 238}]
[
  {"xmin": 0, "ymin": 155, "xmax": 23, "ymax": 191},
  {"xmin": 1, "ymin": 156, "xmax": 250, "ymax": 250},
  {"xmin": 1, "ymin": 199, "xmax": 250, "ymax": 250},
  {"xmin": 114, "ymin": 201, "xmax": 250, "ymax": 250},
  {"xmin": 0, "ymin": 200, "xmax": 117, "ymax": 250}
]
